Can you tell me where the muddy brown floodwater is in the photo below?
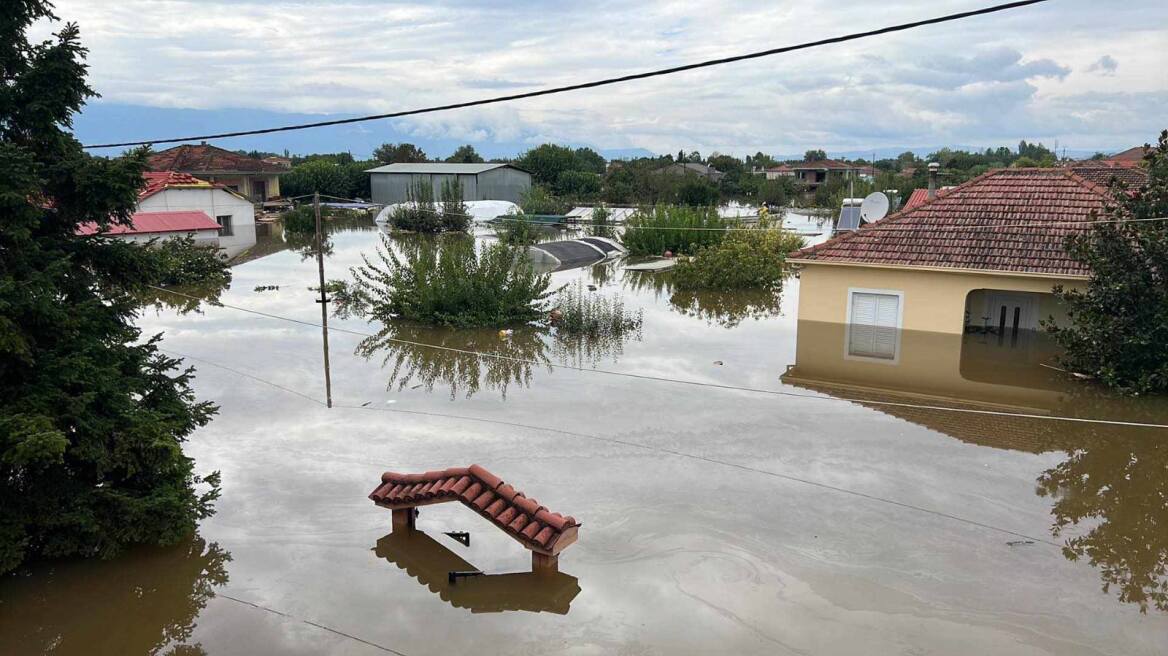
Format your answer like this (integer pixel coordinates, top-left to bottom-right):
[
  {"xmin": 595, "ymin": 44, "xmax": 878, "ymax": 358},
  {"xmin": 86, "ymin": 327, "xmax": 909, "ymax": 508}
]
[{"xmin": 2, "ymin": 220, "xmax": 1167, "ymax": 655}]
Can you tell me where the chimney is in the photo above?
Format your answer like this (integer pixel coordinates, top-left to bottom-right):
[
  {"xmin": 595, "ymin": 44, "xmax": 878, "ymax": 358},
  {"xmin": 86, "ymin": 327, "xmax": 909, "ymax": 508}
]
[{"xmin": 927, "ymin": 162, "xmax": 940, "ymax": 199}]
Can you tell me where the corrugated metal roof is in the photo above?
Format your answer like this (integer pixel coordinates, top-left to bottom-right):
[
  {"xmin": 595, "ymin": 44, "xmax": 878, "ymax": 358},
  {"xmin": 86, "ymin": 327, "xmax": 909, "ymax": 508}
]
[
  {"xmin": 364, "ymin": 162, "xmax": 523, "ymax": 175},
  {"xmin": 77, "ymin": 211, "xmax": 221, "ymax": 236}
]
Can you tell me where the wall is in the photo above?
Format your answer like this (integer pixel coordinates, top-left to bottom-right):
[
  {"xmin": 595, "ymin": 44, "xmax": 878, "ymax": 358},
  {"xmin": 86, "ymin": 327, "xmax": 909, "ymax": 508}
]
[
  {"xmin": 370, "ymin": 169, "xmax": 530, "ymax": 204},
  {"xmin": 138, "ymin": 188, "xmax": 257, "ymax": 258},
  {"xmin": 795, "ymin": 262, "xmax": 1084, "ymax": 334},
  {"xmin": 115, "ymin": 229, "xmax": 220, "ymax": 249}
]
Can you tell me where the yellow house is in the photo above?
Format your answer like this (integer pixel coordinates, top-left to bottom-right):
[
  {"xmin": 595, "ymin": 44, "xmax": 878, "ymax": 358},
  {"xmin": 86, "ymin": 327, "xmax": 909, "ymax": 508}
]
[{"xmin": 787, "ymin": 168, "xmax": 1115, "ymax": 355}]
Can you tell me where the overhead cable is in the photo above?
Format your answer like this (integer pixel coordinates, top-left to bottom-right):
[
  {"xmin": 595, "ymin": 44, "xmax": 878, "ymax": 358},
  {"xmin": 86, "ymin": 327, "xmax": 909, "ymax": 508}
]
[{"xmin": 82, "ymin": 0, "xmax": 1052, "ymax": 149}]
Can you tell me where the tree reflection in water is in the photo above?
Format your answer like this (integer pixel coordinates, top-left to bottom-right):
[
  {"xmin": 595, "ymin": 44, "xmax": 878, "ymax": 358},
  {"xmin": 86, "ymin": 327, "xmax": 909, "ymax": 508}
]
[
  {"xmin": 622, "ymin": 269, "xmax": 785, "ymax": 328},
  {"xmin": 0, "ymin": 534, "xmax": 229, "ymax": 655},
  {"xmin": 355, "ymin": 322, "xmax": 641, "ymax": 399},
  {"xmin": 1037, "ymin": 425, "xmax": 1168, "ymax": 613}
]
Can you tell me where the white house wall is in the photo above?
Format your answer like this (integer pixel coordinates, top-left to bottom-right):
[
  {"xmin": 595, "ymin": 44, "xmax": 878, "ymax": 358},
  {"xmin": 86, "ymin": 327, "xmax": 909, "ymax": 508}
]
[{"xmin": 138, "ymin": 188, "xmax": 257, "ymax": 258}]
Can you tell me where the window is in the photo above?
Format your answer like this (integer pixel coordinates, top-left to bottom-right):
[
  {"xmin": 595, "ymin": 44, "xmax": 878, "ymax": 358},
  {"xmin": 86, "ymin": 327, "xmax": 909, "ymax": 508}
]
[
  {"xmin": 846, "ymin": 290, "xmax": 902, "ymax": 361},
  {"xmin": 216, "ymin": 215, "xmax": 233, "ymax": 237}
]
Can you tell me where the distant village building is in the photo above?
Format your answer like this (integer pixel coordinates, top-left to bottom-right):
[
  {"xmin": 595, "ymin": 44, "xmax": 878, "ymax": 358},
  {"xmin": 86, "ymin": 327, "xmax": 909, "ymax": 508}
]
[
  {"xmin": 148, "ymin": 143, "xmax": 286, "ymax": 202},
  {"xmin": 261, "ymin": 156, "xmax": 293, "ymax": 169},
  {"xmin": 768, "ymin": 159, "xmax": 870, "ymax": 191},
  {"xmin": 659, "ymin": 162, "xmax": 725, "ymax": 182},
  {"xmin": 79, "ymin": 171, "xmax": 257, "ymax": 259},
  {"xmin": 788, "ymin": 169, "xmax": 1112, "ymax": 357},
  {"xmin": 365, "ymin": 162, "xmax": 532, "ymax": 204}
]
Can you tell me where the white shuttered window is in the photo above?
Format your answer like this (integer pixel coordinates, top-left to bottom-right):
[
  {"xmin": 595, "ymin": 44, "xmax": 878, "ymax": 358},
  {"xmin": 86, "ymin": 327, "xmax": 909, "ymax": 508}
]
[{"xmin": 848, "ymin": 292, "xmax": 900, "ymax": 359}]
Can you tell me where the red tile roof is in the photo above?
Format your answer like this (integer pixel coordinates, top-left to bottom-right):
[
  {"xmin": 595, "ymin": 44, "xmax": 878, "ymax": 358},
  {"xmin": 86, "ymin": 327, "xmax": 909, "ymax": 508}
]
[
  {"xmin": 77, "ymin": 210, "xmax": 221, "ymax": 236},
  {"xmin": 370, "ymin": 465, "xmax": 579, "ymax": 555},
  {"xmin": 148, "ymin": 144, "xmax": 287, "ymax": 174},
  {"xmin": 1107, "ymin": 145, "xmax": 1150, "ymax": 162},
  {"xmin": 139, "ymin": 171, "xmax": 215, "ymax": 200},
  {"xmin": 901, "ymin": 187, "xmax": 952, "ymax": 211},
  {"xmin": 1068, "ymin": 161, "xmax": 1149, "ymax": 187},
  {"xmin": 789, "ymin": 168, "xmax": 1111, "ymax": 277},
  {"xmin": 791, "ymin": 159, "xmax": 862, "ymax": 171}
]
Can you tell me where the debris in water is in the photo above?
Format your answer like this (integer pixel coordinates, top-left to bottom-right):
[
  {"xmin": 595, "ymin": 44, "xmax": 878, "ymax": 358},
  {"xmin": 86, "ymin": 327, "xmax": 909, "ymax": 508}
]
[
  {"xmin": 1006, "ymin": 540, "xmax": 1035, "ymax": 547},
  {"xmin": 253, "ymin": 285, "xmax": 280, "ymax": 292},
  {"xmin": 361, "ymin": 401, "xmax": 371, "ymax": 407},
  {"xmin": 713, "ymin": 360, "xmax": 723, "ymax": 366},
  {"xmin": 498, "ymin": 329, "xmax": 514, "ymax": 338}
]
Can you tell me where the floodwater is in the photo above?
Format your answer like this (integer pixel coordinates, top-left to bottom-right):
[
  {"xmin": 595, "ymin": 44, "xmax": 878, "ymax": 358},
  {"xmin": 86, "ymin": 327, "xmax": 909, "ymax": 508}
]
[{"xmin": 2, "ymin": 217, "xmax": 1167, "ymax": 655}]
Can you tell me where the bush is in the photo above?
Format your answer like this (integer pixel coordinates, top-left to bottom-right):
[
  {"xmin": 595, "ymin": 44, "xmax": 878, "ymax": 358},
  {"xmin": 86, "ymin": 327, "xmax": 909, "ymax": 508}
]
[
  {"xmin": 621, "ymin": 205, "xmax": 727, "ymax": 255},
  {"xmin": 493, "ymin": 217, "xmax": 555, "ymax": 245},
  {"xmin": 439, "ymin": 178, "xmax": 471, "ymax": 232},
  {"xmin": 519, "ymin": 185, "xmax": 566, "ymax": 215},
  {"xmin": 672, "ymin": 228, "xmax": 806, "ymax": 291},
  {"xmin": 349, "ymin": 234, "xmax": 555, "ymax": 327},
  {"xmin": 151, "ymin": 236, "xmax": 233, "ymax": 286},
  {"xmin": 587, "ymin": 206, "xmax": 614, "ymax": 239},
  {"xmin": 551, "ymin": 281, "xmax": 642, "ymax": 337},
  {"xmin": 389, "ymin": 180, "xmax": 442, "ymax": 232},
  {"xmin": 281, "ymin": 205, "xmax": 317, "ymax": 234}
]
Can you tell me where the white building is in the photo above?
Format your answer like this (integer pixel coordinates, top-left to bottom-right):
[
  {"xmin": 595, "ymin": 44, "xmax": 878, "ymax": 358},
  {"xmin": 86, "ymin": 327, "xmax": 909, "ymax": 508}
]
[{"xmin": 135, "ymin": 171, "xmax": 257, "ymax": 258}]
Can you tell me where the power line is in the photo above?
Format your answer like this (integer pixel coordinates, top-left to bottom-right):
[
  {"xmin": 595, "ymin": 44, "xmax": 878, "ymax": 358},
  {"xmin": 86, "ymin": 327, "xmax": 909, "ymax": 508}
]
[
  {"xmin": 145, "ymin": 285, "xmax": 1168, "ymax": 430},
  {"xmin": 174, "ymin": 344, "xmax": 1060, "ymax": 546},
  {"xmin": 218, "ymin": 594, "xmax": 408, "ymax": 655},
  {"xmin": 82, "ymin": 0, "xmax": 1052, "ymax": 149}
]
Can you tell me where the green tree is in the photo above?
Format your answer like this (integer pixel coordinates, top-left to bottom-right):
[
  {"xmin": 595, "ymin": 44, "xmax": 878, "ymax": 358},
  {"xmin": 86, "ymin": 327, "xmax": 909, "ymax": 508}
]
[
  {"xmin": 554, "ymin": 169, "xmax": 602, "ymax": 200},
  {"xmin": 1, "ymin": 2, "xmax": 225, "ymax": 573},
  {"xmin": 280, "ymin": 159, "xmax": 350, "ymax": 198},
  {"xmin": 804, "ymin": 149, "xmax": 828, "ymax": 162},
  {"xmin": 373, "ymin": 142, "xmax": 428, "ymax": 164},
  {"xmin": 445, "ymin": 144, "xmax": 484, "ymax": 163},
  {"xmin": 1047, "ymin": 130, "xmax": 1168, "ymax": 394},
  {"xmin": 516, "ymin": 144, "xmax": 578, "ymax": 186}
]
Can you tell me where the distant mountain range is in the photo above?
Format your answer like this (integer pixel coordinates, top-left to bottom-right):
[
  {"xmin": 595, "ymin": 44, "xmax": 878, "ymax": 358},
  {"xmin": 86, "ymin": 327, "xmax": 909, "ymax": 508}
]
[{"xmin": 72, "ymin": 103, "xmax": 1113, "ymax": 163}]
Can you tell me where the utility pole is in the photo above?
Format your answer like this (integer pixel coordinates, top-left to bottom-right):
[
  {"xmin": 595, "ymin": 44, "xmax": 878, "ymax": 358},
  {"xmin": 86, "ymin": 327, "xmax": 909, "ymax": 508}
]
[{"xmin": 313, "ymin": 191, "xmax": 333, "ymax": 408}]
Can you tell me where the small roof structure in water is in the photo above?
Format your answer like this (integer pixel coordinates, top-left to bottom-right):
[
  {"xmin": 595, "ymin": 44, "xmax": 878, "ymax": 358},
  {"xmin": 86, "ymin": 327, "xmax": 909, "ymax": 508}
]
[
  {"xmin": 566, "ymin": 206, "xmax": 638, "ymax": 223},
  {"xmin": 370, "ymin": 464, "xmax": 580, "ymax": 557}
]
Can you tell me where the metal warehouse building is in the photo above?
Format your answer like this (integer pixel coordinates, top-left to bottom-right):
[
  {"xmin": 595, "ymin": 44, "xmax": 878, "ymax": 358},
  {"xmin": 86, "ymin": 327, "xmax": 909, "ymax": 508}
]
[{"xmin": 365, "ymin": 162, "xmax": 532, "ymax": 204}]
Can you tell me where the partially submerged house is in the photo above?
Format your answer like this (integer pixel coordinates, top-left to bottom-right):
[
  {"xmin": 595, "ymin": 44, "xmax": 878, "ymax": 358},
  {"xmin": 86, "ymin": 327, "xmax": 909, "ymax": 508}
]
[
  {"xmin": 787, "ymin": 168, "xmax": 1113, "ymax": 351},
  {"xmin": 782, "ymin": 159, "xmax": 870, "ymax": 192},
  {"xmin": 137, "ymin": 171, "xmax": 257, "ymax": 258},
  {"xmin": 366, "ymin": 163, "xmax": 532, "ymax": 204},
  {"xmin": 77, "ymin": 210, "xmax": 222, "ymax": 246},
  {"xmin": 148, "ymin": 143, "xmax": 286, "ymax": 202}
]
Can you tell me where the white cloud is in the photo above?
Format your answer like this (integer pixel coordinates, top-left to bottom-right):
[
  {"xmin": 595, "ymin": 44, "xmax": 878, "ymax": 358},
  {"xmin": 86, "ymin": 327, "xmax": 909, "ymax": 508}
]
[{"xmin": 35, "ymin": 0, "xmax": 1168, "ymax": 152}]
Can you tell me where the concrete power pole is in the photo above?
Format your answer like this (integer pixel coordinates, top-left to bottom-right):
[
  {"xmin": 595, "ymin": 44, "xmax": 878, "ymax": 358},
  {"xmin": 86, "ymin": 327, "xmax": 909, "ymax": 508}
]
[{"xmin": 313, "ymin": 192, "xmax": 333, "ymax": 408}]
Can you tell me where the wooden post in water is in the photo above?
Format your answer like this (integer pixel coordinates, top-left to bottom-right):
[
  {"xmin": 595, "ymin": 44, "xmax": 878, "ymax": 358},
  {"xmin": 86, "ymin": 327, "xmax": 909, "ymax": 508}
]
[{"xmin": 313, "ymin": 192, "xmax": 333, "ymax": 408}]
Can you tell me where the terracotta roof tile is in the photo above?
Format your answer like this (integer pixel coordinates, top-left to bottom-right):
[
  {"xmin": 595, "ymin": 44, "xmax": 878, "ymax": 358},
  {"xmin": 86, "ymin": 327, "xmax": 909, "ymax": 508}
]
[
  {"xmin": 77, "ymin": 210, "xmax": 221, "ymax": 236},
  {"xmin": 1068, "ymin": 162, "xmax": 1149, "ymax": 187},
  {"xmin": 148, "ymin": 144, "xmax": 287, "ymax": 174},
  {"xmin": 371, "ymin": 465, "xmax": 580, "ymax": 555},
  {"xmin": 789, "ymin": 168, "xmax": 1111, "ymax": 277}
]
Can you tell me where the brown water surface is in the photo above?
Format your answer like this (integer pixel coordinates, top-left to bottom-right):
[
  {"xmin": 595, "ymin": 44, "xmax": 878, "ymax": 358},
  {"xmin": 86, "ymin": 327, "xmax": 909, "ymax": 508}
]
[{"xmin": 2, "ymin": 222, "xmax": 1166, "ymax": 655}]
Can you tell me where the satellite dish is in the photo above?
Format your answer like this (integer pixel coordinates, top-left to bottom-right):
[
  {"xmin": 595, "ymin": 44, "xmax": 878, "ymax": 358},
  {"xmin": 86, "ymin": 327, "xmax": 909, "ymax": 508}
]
[{"xmin": 860, "ymin": 192, "xmax": 890, "ymax": 222}]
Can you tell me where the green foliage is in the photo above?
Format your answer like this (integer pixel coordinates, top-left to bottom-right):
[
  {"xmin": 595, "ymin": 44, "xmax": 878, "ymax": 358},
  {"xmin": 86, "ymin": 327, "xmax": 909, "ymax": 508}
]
[
  {"xmin": 373, "ymin": 142, "xmax": 428, "ymax": 164},
  {"xmin": 445, "ymin": 144, "xmax": 484, "ymax": 163},
  {"xmin": 551, "ymin": 281, "xmax": 642, "ymax": 338},
  {"xmin": 281, "ymin": 205, "xmax": 317, "ymax": 234},
  {"xmin": 0, "ymin": 1, "xmax": 224, "ymax": 573},
  {"xmin": 554, "ymin": 169, "xmax": 602, "ymax": 200},
  {"xmin": 348, "ymin": 234, "xmax": 554, "ymax": 327},
  {"xmin": 621, "ymin": 205, "xmax": 727, "ymax": 256},
  {"xmin": 587, "ymin": 206, "xmax": 614, "ymax": 238},
  {"xmin": 388, "ymin": 180, "xmax": 466, "ymax": 233},
  {"xmin": 150, "ymin": 237, "xmax": 232, "ymax": 287},
  {"xmin": 516, "ymin": 144, "xmax": 607, "ymax": 187},
  {"xmin": 672, "ymin": 228, "xmax": 805, "ymax": 291},
  {"xmin": 676, "ymin": 176, "xmax": 720, "ymax": 206},
  {"xmin": 519, "ymin": 184, "xmax": 566, "ymax": 215},
  {"xmin": 1047, "ymin": 130, "xmax": 1168, "ymax": 395},
  {"xmin": 493, "ymin": 217, "xmax": 554, "ymax": 246},
  {"xmin": 279, "ymin": 158, "xmax": 374, "ymax": 200},
  {"xmin": 804, "ymin": 149, "xmax": 828, "ymax": 161}
]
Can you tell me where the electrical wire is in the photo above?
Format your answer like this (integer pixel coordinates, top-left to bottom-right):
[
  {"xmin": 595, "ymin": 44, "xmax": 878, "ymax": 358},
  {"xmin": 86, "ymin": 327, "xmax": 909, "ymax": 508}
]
[
  {"xmin": 81, "ymin": 0, "xmax": 1053, "ymax": 149},
  {"xmin": 172, "ymin": 344, "xmax": 1061, "ymax": 546},
  {"xmin": 145, "ymin": 285, "xmax": 1168, "ymax": 430},
  {"xmin": 217, "ymin": 594, "xmax": 408, "ymax": 655}
]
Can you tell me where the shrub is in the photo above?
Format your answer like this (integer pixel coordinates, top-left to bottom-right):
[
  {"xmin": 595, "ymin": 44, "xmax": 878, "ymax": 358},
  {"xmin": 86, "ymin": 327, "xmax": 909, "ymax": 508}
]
[
  {"xmin": 281, "ymin": 205, "xmax": 317, "ymax": 234},
  {"xmin": 519, "ymin": 184, "xmax": 566, "ymax": 215},
  {"xmin": 587, "ymin": 206, "xmax": 614, "ymax": 239},
  {"xmin": 493, "ymin": 216, "xmax": 556, "ymax": 245},
  {"xmin": 621, "ymin": 205, "xmax": 727, "ymax": 255},
  {"xmin": 389, "ymin": 180, "xmax": 442, "ymax": 232},
  {"xmin": 439, "ymin": 178, "xmax": 471, "ymax": 232},
  {"xmin": 551, "ymin": 281, "xmax": 642, "ymax": 337},
  {"xmin": 672, "ymin": 228, "xmax": 806, "ymax": 291},
  {"xmin": 349, "ymin": 233, "xmax": 554, "ymax": 327},
  {"xmin": 151, "ymin": 236, "xmax": 233, "ymax": 286}
]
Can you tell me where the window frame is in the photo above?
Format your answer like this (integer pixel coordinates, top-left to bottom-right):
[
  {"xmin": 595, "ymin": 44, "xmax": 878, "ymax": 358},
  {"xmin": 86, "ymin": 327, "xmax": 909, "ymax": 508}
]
[
  {"xmin": 216, "ymin": 214, "xmax": 234, "ymax": 237},
  {"xmin": 844, "ymin": 287, "xmax": 905, "ymax": 365}
]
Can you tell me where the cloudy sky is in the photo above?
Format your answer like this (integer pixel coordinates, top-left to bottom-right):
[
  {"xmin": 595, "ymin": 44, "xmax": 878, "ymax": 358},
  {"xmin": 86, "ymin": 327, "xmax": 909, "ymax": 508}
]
[{"xmin": 37, "ymin": 0, "xmax": 1168, "ymax": 158}]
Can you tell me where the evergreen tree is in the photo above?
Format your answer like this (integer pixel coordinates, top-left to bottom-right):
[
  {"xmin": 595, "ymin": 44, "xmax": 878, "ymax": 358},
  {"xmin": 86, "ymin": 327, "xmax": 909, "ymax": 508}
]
[{"xmin": 0, "ymin": 1, "xmax": 224, "ymax": 572}]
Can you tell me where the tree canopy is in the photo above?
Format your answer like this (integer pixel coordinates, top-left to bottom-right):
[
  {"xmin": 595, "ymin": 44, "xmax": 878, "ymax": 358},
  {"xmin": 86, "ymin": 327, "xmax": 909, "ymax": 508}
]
[
  {"xmin": 1, "ymin": 0, "xmax": 225, "ymax": 572},
  {"xmin": 373, "ymin": 142, "xmax": 428, "ymax": 164},
  {"xmin": 444, "ymin": 144, "xmax": 484, "ymax": 163}
]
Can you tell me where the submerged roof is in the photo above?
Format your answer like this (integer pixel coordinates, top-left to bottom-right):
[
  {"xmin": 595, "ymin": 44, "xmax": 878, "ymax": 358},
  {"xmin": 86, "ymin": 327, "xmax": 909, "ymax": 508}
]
[
  {"xmin": 148, "ymin": 144, "xmax": 287, "ymax": 174},
  {"xmin": 790, "ymin": 168, "xmax": 1111, "ymax": 277},
  {"xmin": 790, "ymin": 159, "xmax": 863, "ymax": 171},
  {"xmin": 139, "ymin": 171, "xmax": 213, "ymax": 199},
  {"xmin": 77, "ymin": 210, "xmax": 221, "ymax": 236},
  {"xmin": 364, "ymin": 162, "xmax": 525, "ymax": 175},
  {"xmin": 369, "ymin": 465, "xmax": 579, "ymax": 555}
]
